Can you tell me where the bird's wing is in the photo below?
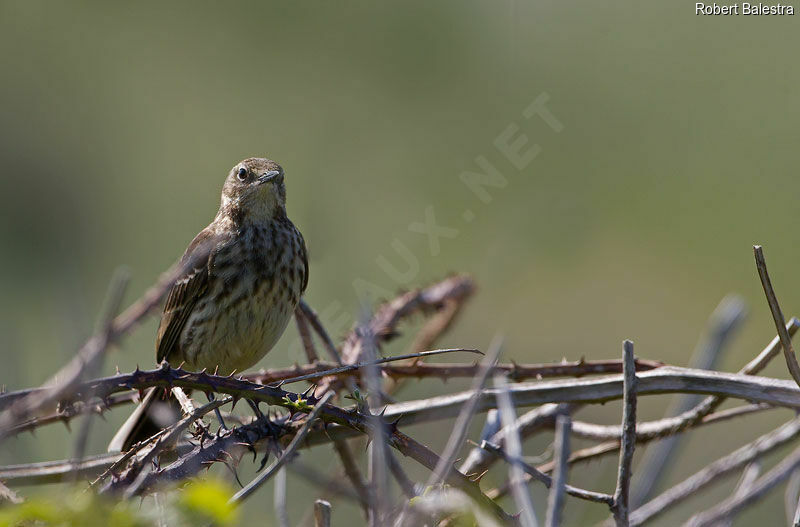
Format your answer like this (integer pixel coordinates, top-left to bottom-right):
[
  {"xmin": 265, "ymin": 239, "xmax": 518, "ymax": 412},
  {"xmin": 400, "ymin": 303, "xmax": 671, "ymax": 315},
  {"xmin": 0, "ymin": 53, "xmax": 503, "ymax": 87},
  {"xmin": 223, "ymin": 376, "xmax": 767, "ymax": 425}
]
[
  {"xmin": 299, "ymin": 231, "xmax": 309, "ymax": 293},
  {"xmin": 155, "ymin": 228, "xmax": 219, "ymax": 364}
]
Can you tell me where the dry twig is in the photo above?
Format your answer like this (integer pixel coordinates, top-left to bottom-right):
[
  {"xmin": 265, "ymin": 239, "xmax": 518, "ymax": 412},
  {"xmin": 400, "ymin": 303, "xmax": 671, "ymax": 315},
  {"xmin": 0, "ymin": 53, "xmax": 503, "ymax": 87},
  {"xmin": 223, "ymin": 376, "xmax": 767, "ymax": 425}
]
[
  {"xmin": 314, "ymin": 499, "xmax": 332, "ymax": 527},
  {"xmin": 610, "ymin": 340, "xmax": 637, "ymax": 527},
  {"xmin": 686, "ymin": 444, "xmax": 800, "ymax": 527},
  {"xmin": 546, "ymin": 414, "xmax": 571, "ymax": 527},
  {"xmin": 425, "ymin": 336, "xmax": 503, "ymax": 488},
  {"xmin": 629, "ymin": 415, "xmax": 800, "ymax": 526},
  {"xmin": 479, "ymin": 441, "xmax": 613, "ymax": 506},
  {"xmin": 754, "ymin": 245, "xmax": 800, "ymax": 387},
  {"xmin": 495, "ymin": 372, "xmax": 539, "ymax": 527},
  {"xmin": 631, "ymin": 295, "xmax": 745, "ymax": 507}
]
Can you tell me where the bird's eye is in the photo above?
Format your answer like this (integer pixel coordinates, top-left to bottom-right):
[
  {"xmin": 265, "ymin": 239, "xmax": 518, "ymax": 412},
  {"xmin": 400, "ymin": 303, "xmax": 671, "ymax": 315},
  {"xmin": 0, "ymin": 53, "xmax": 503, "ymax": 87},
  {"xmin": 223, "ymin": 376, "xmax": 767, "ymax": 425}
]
[{"xmin": 237, "ymin": 167, "xmax": 248, "ymax": 181}]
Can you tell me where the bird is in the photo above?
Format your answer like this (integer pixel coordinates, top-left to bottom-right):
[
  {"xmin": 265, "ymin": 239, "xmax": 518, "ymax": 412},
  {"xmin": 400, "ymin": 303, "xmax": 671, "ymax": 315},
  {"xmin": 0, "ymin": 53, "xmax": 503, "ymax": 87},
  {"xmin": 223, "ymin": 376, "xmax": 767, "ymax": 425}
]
[{"xmin": 108, "ymin": 157, "xmax": 308, "ymax": 452}]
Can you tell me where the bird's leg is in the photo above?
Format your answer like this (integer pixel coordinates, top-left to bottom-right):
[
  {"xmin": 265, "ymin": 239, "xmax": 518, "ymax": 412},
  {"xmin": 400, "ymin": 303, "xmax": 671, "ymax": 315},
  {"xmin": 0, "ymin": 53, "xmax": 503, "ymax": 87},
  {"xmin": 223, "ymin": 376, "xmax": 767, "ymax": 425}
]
[
  {"xmin": 244, "ymin": 399, "xmax": 283, "ymax": 471},
  {"xmin": 206, "ymin": 392, "xmax": 228, "ymax": 430},
  {"xmin": 247, "ymin": 399, "xmax": 283, "ymax": 441},
  {"xmin": 246, "ymin": 398, "xmax": 265, "ymax": 419}
]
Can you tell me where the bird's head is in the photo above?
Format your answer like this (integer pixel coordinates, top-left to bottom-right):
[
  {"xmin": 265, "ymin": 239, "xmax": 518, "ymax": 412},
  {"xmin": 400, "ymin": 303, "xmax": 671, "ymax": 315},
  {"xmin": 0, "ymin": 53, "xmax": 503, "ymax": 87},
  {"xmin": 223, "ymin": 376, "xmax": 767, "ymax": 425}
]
[{"xmin": 220, "ymin": 157, "xmax": 287, "ymax": 223}]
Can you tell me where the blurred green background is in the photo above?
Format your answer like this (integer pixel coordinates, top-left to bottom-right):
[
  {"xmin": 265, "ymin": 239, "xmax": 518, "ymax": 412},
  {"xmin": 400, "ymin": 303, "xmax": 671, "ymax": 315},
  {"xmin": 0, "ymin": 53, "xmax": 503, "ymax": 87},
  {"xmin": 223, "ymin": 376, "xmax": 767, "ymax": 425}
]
[{"xmin": 1, "ymin": 1, "xmax": 799, "ymax": 525}]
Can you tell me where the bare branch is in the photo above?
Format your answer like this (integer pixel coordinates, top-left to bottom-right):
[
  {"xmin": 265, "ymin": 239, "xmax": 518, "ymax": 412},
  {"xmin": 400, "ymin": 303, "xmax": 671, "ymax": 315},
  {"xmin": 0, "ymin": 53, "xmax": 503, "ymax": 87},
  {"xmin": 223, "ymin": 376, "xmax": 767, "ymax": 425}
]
[
  {"xmin": 546, "ymin": 414, "xmax": 571, "ymax": 527},
  {"xmin": 686, "ymin": 443, "xmax": 800, "ymax": 527},
  {"xmin": 785, "ymin": 469, "xmax": 800, "ymax": 526},
  {"xmin": 611, "ymin": 340, "xmax": 637, "ymax": 527},
  {"xmin": 275, "ymin": 466, "xmax": 289, "ymax": 527},
  {"xmin": 720, "ymin": 462, "xmax": 760, "ymax": 527},
  {"xmin": 71, "ymin": 268, "xmax": 131, "ymax": 466},
  {"xmin": 754, "ymin": 245, "xmax": 800, "ymax": 387},
  {"xmin": 0, "ymin": 453, "xmax": 124, "ymax": 486},
  {"xmin": 631, "ymin": 295, "xmax": 745, "ymax": 507},
  {"xmin": 629, "ymin": 416, "xmax": 800, "ymax": 526},
  {"xmin": 733, "ymin": 462, "xmax": 761, "ymax": 497},
  {"xmin": 495, "ymin": 373, "xmax": 539, "ymax": 527},
  {"xmin": 391, "ymin": 428, "xmax": 514, "ymax": 523},
  {"xmin": 425, "ymin": 336, "xmax": 503, "ymax": 488},
  {"xmin": 314, "ymin": 499, "xmax": 332, "ymax": 527},
  {"xmin": 487, "ymin": 404, "xmax": 777, "ymax": 502},
  {"xmin": 461, "ymin": 403, "xmax": 573, "ymax": 477},
  {"xmin": 331, "ymin": 439, "xmax": 371, "ymax": 514},
  {"xmin": 565, "ymin": 318, "xmax": 798, "ymax": 445},
  {"xmin": 387, "ymin": 450, "xmax": 417, "ymax": 499},
  {"xmin": 294, "ymin": 307, "xmax": 319, "ymax": 363},
  {"xmin": 298, "ymin": 300, "xmax": 343, "ymax": 364},
  {"xmin": 479, "ymin": 441, "xmax": 613, "ymax": 505},
  {"xmin": 359, "ymin": 358, "xmax": 664, "ymax": 383},
  {"xmin": 381, "ymin": 365, "xmax": 800, "ymax": 428},
  {"xmin": 358, "ymin": 317, "xmax": 389, "ymax": 527},
  {"xmin": 277, "ymin": 348, "xmax": 481, "ymax": 386}
]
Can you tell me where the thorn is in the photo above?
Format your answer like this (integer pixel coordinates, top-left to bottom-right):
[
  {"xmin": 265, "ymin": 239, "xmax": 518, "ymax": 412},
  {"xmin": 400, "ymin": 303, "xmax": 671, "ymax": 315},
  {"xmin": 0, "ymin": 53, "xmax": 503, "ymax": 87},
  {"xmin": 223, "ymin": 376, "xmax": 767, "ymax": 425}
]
[
  {"xmin": 257, "ymin": 451, "xmax": 270, "ymax": 472},
  {"xmin": 62, "ymin": 418, "xmax": 71, "ymax": 432},
  {"xmin": 213, "ymin": 365, "xmax": 219, "ymax": 376},
  {"xmin": 223, "ymin": 461, "xmax": 245, "ymax": 488},
  {"xmin": 387, "ymin": 415, "xmax": 403, "ymax": 433}
]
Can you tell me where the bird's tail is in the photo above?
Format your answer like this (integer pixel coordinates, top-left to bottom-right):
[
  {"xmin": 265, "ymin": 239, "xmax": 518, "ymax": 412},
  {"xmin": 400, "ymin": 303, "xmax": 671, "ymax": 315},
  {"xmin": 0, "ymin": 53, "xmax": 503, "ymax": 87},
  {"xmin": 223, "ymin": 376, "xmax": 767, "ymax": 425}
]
[{"xmin": 107, "ymin": 388, "xmax": 178, "ymax": 452}]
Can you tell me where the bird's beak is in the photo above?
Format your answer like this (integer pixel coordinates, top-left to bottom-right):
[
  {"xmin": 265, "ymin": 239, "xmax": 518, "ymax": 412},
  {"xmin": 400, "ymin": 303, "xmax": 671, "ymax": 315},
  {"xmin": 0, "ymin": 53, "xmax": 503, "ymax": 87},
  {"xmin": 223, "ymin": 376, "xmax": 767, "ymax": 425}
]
[{"xmin": 257, "ymin": 170, "xmax": 283, "ymax": 185}]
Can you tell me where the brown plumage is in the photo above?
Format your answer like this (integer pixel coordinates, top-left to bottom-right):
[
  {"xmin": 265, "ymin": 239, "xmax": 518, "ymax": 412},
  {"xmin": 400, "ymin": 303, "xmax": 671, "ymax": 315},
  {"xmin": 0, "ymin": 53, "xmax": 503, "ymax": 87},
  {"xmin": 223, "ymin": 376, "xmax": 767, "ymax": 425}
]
[{"xmin": 109, "ymin": 157, "xmax": 308, "ymax": 452}]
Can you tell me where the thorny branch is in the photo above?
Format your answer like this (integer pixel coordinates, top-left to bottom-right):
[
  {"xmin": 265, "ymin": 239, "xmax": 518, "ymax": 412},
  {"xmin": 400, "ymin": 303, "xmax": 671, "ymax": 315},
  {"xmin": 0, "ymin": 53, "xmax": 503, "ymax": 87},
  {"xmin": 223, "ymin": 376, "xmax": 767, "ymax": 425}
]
[{"xmin": 7, "ymin": 247, "xmax": 800, "ymax": 527}]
